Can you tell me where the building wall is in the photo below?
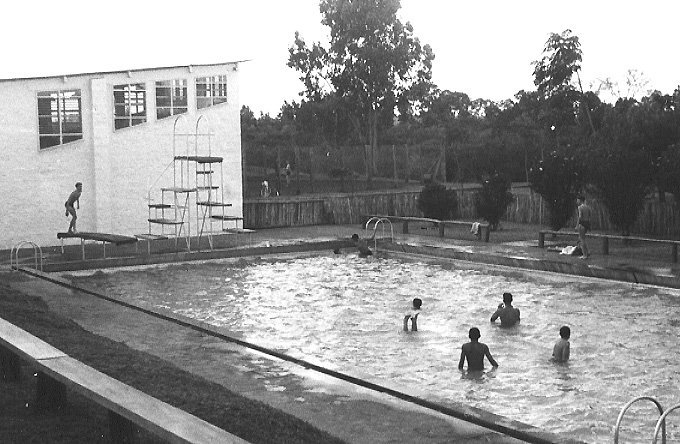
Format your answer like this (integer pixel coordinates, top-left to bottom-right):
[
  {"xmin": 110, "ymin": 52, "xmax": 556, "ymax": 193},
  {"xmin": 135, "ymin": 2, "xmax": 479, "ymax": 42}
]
[{"xmin": 0, "ymin": 63, "xmax": 242, "ymax": 249}]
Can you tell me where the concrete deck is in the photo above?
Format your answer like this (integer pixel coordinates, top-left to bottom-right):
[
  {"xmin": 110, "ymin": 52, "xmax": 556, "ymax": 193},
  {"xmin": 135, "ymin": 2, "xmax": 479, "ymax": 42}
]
[{"xmin": 5, "ymin": 223, "xmax": 680, "ymax": 443}]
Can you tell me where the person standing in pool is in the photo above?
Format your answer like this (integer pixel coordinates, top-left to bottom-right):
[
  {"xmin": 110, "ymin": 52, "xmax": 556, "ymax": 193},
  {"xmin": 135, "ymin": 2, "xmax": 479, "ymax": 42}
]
[
  {"xmin": 576, "ymin": 195, "xmax": 592, "ymax": 259},
  {"xmin": 490, "ymin": 292, "xmax": 520, "ymax": 327},
  {"xmin": 403, "ymin": 297, "xmax": 422, "ymax": 331},
  {"xmin": 64, "ymin": 182, "xmax": 82, "ymax": 234},
  {"xmin": 552, "ymin": 325, "xmax": 571, "ymax": 363},
  {"xmin": 458, "ymin": 327, "xmax": 498, "ymax": 371},
  {"xmin": 351, "ymin": 231, "xmax": 376, "ymax": 257}
]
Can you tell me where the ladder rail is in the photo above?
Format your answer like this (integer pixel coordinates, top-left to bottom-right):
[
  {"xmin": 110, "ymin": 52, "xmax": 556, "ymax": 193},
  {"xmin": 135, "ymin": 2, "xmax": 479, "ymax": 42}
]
[
  {"xmin": 10, "ymin": 241, "xmax": 43, "ymax": 272},
  {"xmin": 652, "ymin": 403, "xmax": 680, "ymax": 444},
  {"xmin": 364, "ymin": 217, "xmax": 394, "ymax": 252},
  {"xmin": 614, "ymin": 396, "xmax": 666, "ymax": 444}
]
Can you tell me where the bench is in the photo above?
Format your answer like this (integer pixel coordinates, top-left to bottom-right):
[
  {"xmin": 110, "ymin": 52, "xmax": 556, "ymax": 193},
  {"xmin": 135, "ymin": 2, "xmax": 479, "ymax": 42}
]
[
  {"xmin": 365, "ymin": 215, "xmax": 490, "ymax": 242},
  {"xmin": 538, "ymin": 230, "xmax": 680, "ymax": 263},
  {"xmin": 0, "ymin": 317, "xmax": 249, "ymax": 444}
]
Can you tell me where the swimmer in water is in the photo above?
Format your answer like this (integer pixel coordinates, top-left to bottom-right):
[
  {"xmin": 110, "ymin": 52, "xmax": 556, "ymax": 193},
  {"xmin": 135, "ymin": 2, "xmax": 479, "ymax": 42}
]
[
  {"xmin": 552, "ymin": 325, "xmax": 571, "ymax": 363},
  {"xmin": 458, "ymin": 327, "xmax": 498, "ymax": 372},
  {"xmin": 403, "ymin": 298, "xmax": 422, "ymax": 331},
  {"xmin": 351, "ymin": 232, "xmax": 375, "ymax": 257},
  {"xmin": 490, "ymin": 292, "xmax": 520, "ymax": 327}
]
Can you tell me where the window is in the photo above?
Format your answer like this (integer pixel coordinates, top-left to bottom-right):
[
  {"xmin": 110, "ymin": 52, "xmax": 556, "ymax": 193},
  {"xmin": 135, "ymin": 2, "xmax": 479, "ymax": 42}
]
[
  {"xmin": 196, "ymin": 75, "xmax": 227, "ymax": 109},
  {"xmin": 37, "ymin": 90, "xmax": 82, "ymax": 149},
  {"xmin": 156, "ymin": 79, "xmax": 188, "ymax": 119},
  {"xmin": 114, "ymin": 83, "xmax": 147, "ymax": 129}
]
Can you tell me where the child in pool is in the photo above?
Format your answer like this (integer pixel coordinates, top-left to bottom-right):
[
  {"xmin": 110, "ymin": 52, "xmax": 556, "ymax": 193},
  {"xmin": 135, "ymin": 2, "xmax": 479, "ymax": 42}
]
[
  {"xmin": 552, "ymin": 325, "xmax": 571, "ymax": 362},
  {"xmin": 403, "ymin": 298, "xmax": 422, "ymax": 331}
]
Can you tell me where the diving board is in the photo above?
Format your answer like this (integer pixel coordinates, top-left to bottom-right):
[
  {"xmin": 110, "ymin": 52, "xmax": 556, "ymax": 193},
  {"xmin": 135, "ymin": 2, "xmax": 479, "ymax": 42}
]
[{"xmin": 57, "ymin": 232, "xmax": 138, "ymax": 260}]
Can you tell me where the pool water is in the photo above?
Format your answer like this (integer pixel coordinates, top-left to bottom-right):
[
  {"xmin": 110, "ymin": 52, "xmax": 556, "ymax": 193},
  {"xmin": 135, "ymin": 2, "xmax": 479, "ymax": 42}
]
[{"xmin": 72, "ymin": 253, "xmax": 680, "ymax": 443}]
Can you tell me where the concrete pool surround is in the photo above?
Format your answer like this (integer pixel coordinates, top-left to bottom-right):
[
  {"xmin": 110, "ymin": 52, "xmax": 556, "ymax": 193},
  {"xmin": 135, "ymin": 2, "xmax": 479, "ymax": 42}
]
[{"xmin": 7, "ymin": 224, "xmax": 680, "ymax": 443}]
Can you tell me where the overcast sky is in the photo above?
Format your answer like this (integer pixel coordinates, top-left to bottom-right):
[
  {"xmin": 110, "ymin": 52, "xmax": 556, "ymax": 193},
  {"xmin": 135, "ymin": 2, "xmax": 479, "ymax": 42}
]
[{"xmin": 3, "ymin": 0, "xmax": 678, "ymax": 115}]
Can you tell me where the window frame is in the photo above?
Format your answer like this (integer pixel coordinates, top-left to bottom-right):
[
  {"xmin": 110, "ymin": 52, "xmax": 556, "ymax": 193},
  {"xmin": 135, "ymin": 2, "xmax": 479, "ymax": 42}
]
[
  {"xmin": 155, "ymin": 79, "xmax": 188, "ymax": 120},
  {"xmin": 195, "ymin": 75, "xmax": 228, "ymax": 109},
  {"xmin": 113, "ymin": 83, "xmax": 147, "ymax": 130},
  {"xmin": 36, "ymin": 89, "xmax": 83, "ymax": 150}
]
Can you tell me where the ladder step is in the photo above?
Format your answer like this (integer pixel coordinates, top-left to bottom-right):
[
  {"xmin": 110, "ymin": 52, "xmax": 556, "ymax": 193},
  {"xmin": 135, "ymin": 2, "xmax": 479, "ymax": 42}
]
[
  {"xmin": 211, "ymin": 215, "xmax": 243, "ymax": 221},
  {"xmin": 197, "ymin": 201, "xmax": 232, "ymax": 207},
  {"xmin": 160, "ymin": 187, "xmax": 196, "ymax": 193},
  {"xmin": 174, "ymin": 155, "xmax": 223, "ymax": 163},
  {"xmin": 148, "ymin": 203, "xmax": 172, "ymax": 209},
  {"xmin": 148, "ymin": 218, "xmax": 184, "ymax": 225},
  {"xmin": 196, "ymin": 186, "xmax": 219, "ymax": 190},
  {"xmin": 196, "ymin": 171, "xmax": 214, "ymax": 175}
]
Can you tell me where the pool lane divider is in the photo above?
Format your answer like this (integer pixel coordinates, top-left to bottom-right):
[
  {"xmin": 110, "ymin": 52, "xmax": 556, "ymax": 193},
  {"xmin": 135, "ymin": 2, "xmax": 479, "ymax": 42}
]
[{"xmin": 16, "ymin": 266, "xmax": 584, "ymax": 444}]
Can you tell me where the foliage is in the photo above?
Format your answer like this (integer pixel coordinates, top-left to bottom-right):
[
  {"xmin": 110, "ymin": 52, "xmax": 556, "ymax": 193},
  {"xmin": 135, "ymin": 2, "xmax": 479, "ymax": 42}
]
[
  {"xmin": 288, "ymin": 0, "xmax": 435, "ymax": 178},
  {"xmin": 474, "ymin": 173, "xmax": 514, "ymax": 230},
  {"xmin": 528, "ymin": 151, "xmax": 585, "ymax": 231},
  {"xmin": 587, "ymin": 148, "xmax": 654, "ymax": 235},
  {"xmin": 416, "ymin": 182, "xmax": 458, "ymax": 220}
]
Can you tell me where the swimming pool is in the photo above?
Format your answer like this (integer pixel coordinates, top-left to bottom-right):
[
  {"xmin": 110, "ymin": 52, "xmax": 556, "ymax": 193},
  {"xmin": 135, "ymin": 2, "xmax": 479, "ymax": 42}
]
[{"xmin": 71, "ymin": 253, "xmax": 680, "ymax": 443}]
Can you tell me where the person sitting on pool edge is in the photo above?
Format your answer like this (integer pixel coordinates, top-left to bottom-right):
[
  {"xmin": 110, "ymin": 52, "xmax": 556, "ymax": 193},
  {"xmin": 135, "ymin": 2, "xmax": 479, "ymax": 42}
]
[
  {"xmin": 490, "ymin": 292, "xmax": 520, "ymax": 327},
  {"xmin": 552, "ymin": 325, "xmax": 571, "ymax": 363},
  {"xmin": 458, "ymin": 327, "xmax": 498, "ymax": 372},
  {"xmin": 351, "ymin": 231, "xmax": 376, "ymax": 257},
  {"xmin": 403, "ymin": 297, "xmax": 422, "ymax": 331}
]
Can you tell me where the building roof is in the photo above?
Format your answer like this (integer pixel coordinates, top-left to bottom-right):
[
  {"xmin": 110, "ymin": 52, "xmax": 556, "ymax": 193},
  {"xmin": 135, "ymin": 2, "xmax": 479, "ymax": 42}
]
[{"xmin": 0, "ymin": 60, "xmax": 251, "ymax": 83}]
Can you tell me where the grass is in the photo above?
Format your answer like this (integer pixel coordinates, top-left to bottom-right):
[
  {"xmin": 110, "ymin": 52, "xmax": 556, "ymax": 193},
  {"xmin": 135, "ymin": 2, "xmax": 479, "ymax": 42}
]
[{"xmin": 0, "ymin": 282, "xmax": 346, "ymax": 444}]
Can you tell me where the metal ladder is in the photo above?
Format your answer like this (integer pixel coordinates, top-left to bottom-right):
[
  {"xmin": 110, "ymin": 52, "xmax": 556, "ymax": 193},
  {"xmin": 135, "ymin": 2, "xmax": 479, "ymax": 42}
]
[
  {"xmin": 10, "ymin": 241, "xmax": 43, "ymax": 271},
  {"xmin": 364, "ymin": 217, "xmax": 394, "ymax": 252},
  {"xmin": 614, "ymin": 395, "xmax": 680, "ymax": 443}
]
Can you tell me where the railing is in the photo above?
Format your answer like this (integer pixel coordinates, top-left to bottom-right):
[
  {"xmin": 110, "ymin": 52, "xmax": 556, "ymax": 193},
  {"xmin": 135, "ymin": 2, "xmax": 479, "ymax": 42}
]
[
  {"xmin": 364, "ymin": 217, "xmax": 394, "ymax": 252},
  {"xmin": 614, "ymin": 396, "xmax": 666, "ymax": 444},
  {"xmin": 10, "ymin": 241, "xmax": 43, "ymax": 271}
]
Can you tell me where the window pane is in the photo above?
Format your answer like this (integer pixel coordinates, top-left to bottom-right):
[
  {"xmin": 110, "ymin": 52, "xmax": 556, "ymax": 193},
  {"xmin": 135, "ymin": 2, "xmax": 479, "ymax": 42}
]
[
  {"xmin": 214, "ymin": 97, "xmax": 227, "ymax": 105},
  {"xmin": 40, "ymin": 136, "xmax": 60, "ymax": 149},
  {"xmin": 62, "ymin": 134, "xmax": 82, "ymax": 144},
  {"xmin": 197, "ymin": 97, "xmax": 211, "ymax": 109},
  {"xmin": 115, "ymin": 118, "xmax": 130, "ymax": 130},
  {"xmin": 156, "ymin": 95, "xmax": 171, "ymax": 107},
  {"xmin": 62, "ymin": 120, "xmax": 82, "ymax": 134},
  {"xmin": 175, "ymin": 107, "xmax": 187, "ymax": 115},
  {"xmin": 157, "ymin": 108, "xmax": 172, "ymax": 119}
]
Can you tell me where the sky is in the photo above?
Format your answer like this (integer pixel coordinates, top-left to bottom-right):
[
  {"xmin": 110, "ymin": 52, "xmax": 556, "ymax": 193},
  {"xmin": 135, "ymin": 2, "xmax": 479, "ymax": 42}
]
[{"xmin": 3, "ymin": 0, "xmax": 678, "ymax": 116}]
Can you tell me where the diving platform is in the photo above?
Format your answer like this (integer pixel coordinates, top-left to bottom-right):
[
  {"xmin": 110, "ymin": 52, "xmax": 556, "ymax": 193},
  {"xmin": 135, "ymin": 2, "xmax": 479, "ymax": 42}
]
[{"xmin": 57, "ymin": 232, "xmax": 138, "ymax": 260}]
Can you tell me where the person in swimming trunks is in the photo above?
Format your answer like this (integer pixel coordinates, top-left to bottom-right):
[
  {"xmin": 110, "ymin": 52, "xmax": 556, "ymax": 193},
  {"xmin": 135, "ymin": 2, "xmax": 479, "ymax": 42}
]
[
  {"xmin": 490, "ymin": 292, "xmax": 520, "ymax": 327},
  {"xmin": 64, "ymin": 182, "xmax": 82, "ymax": 233},
  {"xmin": 403, "ymin": 297, "xmax": 422, "ymax": 331},
  {"xmin": 458, "ymin": 327, "xmax": 498, "ymax": 372},
  {"xmin": 576, "ymin": 195, "xmax": 592, "ymax": 259}
]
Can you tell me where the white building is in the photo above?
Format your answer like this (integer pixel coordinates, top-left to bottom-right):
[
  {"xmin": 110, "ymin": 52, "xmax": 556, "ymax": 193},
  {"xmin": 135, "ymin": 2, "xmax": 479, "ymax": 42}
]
[{"xmin": 0, "ymin": 62, "xmax": 243, "ymax": 250}]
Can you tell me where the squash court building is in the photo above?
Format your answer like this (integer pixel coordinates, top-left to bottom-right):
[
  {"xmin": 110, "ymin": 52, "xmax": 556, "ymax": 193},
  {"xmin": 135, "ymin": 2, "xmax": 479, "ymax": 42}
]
[{"xmin": 0, "ymin": 62, "xmax": 244, "ymax": 251}]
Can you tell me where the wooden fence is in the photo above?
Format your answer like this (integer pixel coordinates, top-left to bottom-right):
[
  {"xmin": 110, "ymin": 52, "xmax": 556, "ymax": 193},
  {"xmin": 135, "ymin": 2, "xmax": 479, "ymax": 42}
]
[{"xmin": 243, "ymin": 187, "xmax": 680, "ymax": 238}]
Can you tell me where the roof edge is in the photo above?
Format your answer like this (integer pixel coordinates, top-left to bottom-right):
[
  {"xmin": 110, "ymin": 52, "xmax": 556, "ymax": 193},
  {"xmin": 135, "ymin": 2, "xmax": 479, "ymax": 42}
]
[{"xmin": 0, "ymin": 60, "xmax": 252, "ymax": 83}]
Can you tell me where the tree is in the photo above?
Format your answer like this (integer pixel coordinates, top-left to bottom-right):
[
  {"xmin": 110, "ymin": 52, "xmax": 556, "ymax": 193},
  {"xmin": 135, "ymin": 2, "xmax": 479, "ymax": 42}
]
[
  {"xmin": 528, "ymin": 151, "xmax": 585, "ymax": 231},
  {"xmin": 288, "ymin": 0, "xmax": 434, "ymax": 181},
  {"xmin": 532, "ymin": 29, "xmax": 595, "ymax": 135},
  {"xmin": 474, "ymin": 173, "xmax": 514, "ymax": 230}
]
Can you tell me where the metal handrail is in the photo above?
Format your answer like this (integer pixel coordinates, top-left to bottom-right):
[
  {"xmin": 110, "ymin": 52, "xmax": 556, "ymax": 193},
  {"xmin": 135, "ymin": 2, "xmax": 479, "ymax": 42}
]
[
  {"xmin": 10, "ymin": 241, "xmax": 43, "ymax": 272},
  {"xmin": 652, "ymin": 403, "xmax": 680, "ymax": 444},
  {"xmin": 364, "ymin": 217, "xmax": 394, "ymax": 252},
  {"xmin": 614, "ymin": 396, "xmax": 665, "ymax": 444}
]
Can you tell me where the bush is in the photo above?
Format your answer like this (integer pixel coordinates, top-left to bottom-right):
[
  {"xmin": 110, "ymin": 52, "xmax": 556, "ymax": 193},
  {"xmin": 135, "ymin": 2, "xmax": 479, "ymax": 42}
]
[
  {"xmin": 474, "ymin": 173, "xmax": 514, "ymax": 230},
  {"xmin": 417, "ymin": 183, "xmax": 458, "ymax": 220},
  {"xmin": 528, "ymin": 151, "xmax": 585, "ymax": 231}
]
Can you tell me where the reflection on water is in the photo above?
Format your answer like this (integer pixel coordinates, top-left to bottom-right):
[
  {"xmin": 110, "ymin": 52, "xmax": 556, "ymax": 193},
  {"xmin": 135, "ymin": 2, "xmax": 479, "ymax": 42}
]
[{"xmin": 71, "ymin": 253, "xmax": 680, "ymax": 443}]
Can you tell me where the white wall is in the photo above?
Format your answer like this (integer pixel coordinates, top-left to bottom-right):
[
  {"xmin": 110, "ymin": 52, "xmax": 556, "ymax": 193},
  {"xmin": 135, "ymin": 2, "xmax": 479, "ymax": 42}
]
[{"xmin": 0, "ymin": 63, "xmax": 242, "ymax": 250}]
